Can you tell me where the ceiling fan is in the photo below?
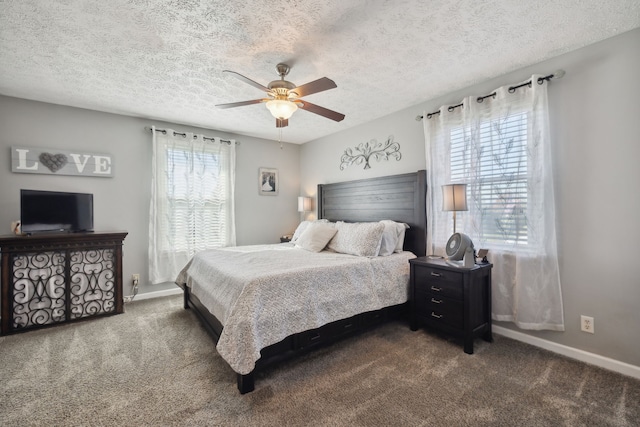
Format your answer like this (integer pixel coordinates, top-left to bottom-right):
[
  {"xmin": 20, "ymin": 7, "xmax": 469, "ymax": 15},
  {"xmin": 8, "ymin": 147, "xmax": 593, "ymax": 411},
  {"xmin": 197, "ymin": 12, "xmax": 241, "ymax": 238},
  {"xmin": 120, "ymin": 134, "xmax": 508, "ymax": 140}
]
[{"xmin": 216, "ymin": 63, "xmax": 345, "ymax": 128}]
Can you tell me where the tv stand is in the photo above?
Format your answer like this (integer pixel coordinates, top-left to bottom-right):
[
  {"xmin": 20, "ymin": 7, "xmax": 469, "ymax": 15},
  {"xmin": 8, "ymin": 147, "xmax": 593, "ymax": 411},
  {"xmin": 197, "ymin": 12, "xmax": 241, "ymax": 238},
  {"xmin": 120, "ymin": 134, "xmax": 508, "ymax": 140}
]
[{"xmin": 0, "ymin": 231, "xmax": 128, "ymax": 335}]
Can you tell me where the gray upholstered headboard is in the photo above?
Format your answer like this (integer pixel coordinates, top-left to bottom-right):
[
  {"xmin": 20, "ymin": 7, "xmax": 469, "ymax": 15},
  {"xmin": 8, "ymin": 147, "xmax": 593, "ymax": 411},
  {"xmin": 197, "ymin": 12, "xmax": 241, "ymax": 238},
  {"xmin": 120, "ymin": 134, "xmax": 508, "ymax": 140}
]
[{"xmin": 317, "ymin": 170, "xmax": 427, "ymax": 256}]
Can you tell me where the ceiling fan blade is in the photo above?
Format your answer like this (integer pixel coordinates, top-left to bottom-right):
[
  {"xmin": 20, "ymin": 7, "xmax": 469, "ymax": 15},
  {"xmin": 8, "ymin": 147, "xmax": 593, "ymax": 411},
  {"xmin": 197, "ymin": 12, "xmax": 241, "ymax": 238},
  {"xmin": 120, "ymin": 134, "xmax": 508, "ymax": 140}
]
[
  {"xmin": 216, "ymin": 99, "xmax": 267, "ymax": 109},
  {"xmin": 276, "ymin": 118, "xmax": 288, "ymax": 128},
  {"xmin": 298, "ymin": 100, "xmax": 345, "ymax": 122},
  {"xmin": 291, "ymin": 77, "xmax": 337, "ymax": 98},
  {"xmin": 223, "ymin": 70, "xmax": 270, "ymax": 92}
]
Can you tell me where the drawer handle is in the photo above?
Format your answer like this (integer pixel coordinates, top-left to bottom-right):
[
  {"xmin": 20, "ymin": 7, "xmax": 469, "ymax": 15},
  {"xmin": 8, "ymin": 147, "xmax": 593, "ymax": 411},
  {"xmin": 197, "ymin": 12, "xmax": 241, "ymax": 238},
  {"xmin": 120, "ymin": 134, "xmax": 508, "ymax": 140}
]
[
  {"xmin": 430, "ymin": 272, "xmax": 442, "ymax": 277},
  {"xmin": 430, "ymin": 286, "xmax": 441, "ymax": 292},
  {"xmin": 431, "ymin": 298, "xmax": 442, "ymax": 304},
  {"xmin": 431, "ymin": 312, "xmax": 443, "ymax": 319},
  {"xmin": 310, "ymin": 332, "xmax": 321, "ymax": 341}
]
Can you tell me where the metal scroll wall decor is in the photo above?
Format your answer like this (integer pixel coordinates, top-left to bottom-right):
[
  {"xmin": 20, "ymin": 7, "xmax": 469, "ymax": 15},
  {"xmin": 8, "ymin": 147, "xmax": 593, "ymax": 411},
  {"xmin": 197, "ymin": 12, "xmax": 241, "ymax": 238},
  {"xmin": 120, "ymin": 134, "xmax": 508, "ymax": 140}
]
[{"xmin": 340, "ymin": 135, "xmax": 401, "ymax": 170}]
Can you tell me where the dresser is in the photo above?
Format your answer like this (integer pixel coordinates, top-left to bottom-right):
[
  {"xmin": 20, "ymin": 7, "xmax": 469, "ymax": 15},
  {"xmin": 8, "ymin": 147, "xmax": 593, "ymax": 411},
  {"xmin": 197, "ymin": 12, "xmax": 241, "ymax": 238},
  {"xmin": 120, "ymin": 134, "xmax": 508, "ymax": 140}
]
[
  {"xmin": 0, "ymin": 231, "xmax": 127, "ymax": 335},
  {"xmin": 409, "ymin": 257, "xmax": 492, "ymax": 354}
]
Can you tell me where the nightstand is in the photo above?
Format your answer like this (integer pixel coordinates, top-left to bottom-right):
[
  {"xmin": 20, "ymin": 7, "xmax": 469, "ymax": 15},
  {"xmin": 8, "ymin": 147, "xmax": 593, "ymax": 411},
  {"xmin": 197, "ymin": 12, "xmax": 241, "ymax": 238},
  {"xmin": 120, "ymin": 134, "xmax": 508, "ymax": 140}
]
[{"xmin": 409, "ymin": 257, "xmax": 493, "ymax": 354}]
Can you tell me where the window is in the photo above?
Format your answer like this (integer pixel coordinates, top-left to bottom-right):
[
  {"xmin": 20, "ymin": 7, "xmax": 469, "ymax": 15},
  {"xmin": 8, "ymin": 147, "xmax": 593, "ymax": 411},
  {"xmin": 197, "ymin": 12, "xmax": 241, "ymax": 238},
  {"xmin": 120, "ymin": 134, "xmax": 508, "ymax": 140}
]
[
  {"xmin": 450, "ymin": 112, "xmax": 529, "ymax": 245},
  {"xmin": 164, "ymin": 147, "xmax": 230, "ymax": 253}
]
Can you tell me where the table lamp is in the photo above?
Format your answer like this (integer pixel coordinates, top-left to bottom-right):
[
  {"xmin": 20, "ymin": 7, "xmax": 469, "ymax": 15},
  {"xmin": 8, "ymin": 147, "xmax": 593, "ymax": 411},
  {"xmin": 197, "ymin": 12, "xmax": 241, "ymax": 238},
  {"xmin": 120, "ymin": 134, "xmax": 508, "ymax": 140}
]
[
  {"xmin": 442, "ymin": 184, "xmax": 473, "ymax": 262},
  {"xmin": 298, "ymin": 196, "xmax": 312, "ymax": 221}
]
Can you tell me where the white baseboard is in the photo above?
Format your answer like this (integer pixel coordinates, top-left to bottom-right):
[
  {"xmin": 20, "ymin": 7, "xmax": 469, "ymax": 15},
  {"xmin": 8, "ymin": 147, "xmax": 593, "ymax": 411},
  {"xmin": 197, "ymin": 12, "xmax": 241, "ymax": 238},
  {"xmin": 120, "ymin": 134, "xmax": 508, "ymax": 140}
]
[
  {"xmin": 493, "ymin": 325, "xmax": 640, "ymax": 380},
  {"xmin": 125, "ymin": 287, "xmax": 183, "ymax": 302}
]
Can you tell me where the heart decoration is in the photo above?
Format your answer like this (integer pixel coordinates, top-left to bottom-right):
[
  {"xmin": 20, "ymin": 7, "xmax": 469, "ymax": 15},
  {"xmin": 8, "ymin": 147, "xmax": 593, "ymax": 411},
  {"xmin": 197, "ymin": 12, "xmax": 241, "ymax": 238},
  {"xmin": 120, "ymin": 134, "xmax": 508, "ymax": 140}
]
[{"xmin": 39, "ymin": 152, "xmax": 68, "ymax": 173}]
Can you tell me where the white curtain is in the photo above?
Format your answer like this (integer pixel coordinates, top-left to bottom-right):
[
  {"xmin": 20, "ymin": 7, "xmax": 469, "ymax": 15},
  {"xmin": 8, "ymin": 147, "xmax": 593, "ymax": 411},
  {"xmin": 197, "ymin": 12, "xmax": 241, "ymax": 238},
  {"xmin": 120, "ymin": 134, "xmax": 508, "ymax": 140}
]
[
  {"xmin": 149, "ymin": 127, "xmax": 236, "ymax": 284},
  {"xmin": 424, "ymin": 76, "xmax": 564, "ymax": 331}
]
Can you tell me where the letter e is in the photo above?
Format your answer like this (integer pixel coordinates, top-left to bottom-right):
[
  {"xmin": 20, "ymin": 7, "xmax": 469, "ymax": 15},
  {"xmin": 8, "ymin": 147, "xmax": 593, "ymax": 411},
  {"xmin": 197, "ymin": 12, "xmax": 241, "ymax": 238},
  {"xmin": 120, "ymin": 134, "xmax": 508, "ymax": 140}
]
[{"xmin": 93, "ymin": 155, "xmax": 112, "ymax": 175}]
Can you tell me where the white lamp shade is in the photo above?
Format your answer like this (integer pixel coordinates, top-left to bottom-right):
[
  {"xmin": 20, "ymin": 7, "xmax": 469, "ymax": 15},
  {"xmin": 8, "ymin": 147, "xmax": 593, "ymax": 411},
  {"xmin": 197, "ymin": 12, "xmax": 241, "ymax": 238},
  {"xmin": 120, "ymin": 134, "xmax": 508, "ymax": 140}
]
[
  {"xmin": 266, "ymin": 99, "xmax": 298, "ymax": 120},
  {"xmin": 442, "ymin": 184, "xmax": 468, "ymax": 211},
  {"xmin": 298, "ymin": 196, "xmax": 312, "ymax": 212}
]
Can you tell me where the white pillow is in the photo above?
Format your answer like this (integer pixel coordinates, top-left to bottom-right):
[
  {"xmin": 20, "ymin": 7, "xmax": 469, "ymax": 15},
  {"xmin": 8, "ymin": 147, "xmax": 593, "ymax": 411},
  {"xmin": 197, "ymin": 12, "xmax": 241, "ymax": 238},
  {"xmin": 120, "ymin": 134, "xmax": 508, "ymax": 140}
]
[
  {"xmin": 378, "ymin": 220, "xmax": 400, "ymax": 256},
  {"xmin": 328, "ymin": 221, "xmax": 385, "ymax": 257},
  {"xmin": 379, "ymin": 220, "xmax": 410, "ymax": 253},
  {"xmin": 295, "ymin": 222, "xmax": 337, "ymax": 252},
  {"xmin": 394, "ymin": 222, "xmax": 410, "ymax": 252},
  {"xmin": 291, "ymin": 219, "xmax": 330, "ymax": 243},
  {"xmin": 291, "ymin": 221, "xmax": 310, "ymax": 243}
]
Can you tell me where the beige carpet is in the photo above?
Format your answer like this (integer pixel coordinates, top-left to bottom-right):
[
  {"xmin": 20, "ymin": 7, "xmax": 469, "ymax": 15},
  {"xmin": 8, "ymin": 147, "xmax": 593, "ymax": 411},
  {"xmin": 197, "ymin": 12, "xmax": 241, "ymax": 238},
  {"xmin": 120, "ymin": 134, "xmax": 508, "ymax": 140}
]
[{"xmin": 1, "ymin": 295, "xmax": 638, "ymax": 426}]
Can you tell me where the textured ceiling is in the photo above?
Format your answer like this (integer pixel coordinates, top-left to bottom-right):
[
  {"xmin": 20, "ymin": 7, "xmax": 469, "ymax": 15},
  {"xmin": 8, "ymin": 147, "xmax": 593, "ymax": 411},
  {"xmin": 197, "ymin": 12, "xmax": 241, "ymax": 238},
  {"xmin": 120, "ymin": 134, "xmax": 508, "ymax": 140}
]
[{"xmin": 1, "ymin": 1, "xmax": 639, "ymax": 144}]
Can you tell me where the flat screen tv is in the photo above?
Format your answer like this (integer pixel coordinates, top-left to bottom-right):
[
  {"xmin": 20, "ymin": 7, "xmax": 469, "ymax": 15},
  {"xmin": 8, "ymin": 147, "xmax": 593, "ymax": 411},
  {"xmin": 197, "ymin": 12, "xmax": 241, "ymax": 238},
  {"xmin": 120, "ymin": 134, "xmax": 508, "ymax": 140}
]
[{"xmin": 20, "ymin": 189, "xmax": 94, "ymax": 234}]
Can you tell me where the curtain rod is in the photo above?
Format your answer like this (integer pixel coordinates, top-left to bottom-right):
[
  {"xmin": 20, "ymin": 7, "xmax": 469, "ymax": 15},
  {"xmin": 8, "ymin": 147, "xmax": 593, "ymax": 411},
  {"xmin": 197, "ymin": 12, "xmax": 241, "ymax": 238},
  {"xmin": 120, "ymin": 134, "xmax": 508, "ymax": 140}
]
[
  {"xmin": 144, "ymin": 126, "xmax": 240, "ymax": 145},
  {"xmin": 415, "ymin": 70, "xmax": 565, "ymax": 121}
]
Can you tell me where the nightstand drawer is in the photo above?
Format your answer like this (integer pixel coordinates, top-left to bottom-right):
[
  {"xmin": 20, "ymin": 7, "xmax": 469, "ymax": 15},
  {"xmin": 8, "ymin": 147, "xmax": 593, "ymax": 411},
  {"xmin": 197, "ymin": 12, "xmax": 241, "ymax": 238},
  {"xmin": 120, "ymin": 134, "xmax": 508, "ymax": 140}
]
[
  {"xmin": 414, "ymin": 293, "xmax": 463, "ymax": 329},
  {"xmin": 414, "ymin": 266, "xmax": 463, "ymax": 300}
]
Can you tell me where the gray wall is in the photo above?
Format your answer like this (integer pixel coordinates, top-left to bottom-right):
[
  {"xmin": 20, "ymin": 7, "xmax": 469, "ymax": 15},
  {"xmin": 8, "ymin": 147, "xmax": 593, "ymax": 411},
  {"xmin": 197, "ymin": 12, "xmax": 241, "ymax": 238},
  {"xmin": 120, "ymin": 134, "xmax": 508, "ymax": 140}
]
[
  {"xmin": 0, "ymin": 96, "xmax": 301, "ymax": 295},
  {"xmin": 301, "ymin": 29, "xmax": 640, "ymax": 367}
]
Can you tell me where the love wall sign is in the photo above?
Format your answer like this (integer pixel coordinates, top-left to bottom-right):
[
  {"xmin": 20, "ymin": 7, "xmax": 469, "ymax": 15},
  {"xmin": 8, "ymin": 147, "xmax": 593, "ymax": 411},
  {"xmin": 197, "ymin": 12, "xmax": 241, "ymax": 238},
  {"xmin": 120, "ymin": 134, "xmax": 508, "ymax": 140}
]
[{"xmin": 11, "ymin": 146, "xmax": 113, "ymax": 178}]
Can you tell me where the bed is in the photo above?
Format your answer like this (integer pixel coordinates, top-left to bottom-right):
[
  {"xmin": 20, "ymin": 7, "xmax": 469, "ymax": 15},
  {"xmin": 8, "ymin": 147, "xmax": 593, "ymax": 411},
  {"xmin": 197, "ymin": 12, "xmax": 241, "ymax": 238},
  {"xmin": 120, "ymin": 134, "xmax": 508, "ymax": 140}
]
[{"xmin": 175, "ymin": 170, "xmax": 427, "ymax": 393}]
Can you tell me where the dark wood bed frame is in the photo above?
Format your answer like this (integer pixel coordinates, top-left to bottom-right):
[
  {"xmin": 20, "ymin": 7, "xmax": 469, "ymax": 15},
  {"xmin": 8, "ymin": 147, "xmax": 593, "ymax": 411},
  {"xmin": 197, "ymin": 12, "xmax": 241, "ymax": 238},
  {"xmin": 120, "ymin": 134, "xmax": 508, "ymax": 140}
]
[{"xmin": 178, "ymin": 170, "xmax": 427, "ymax": 394}]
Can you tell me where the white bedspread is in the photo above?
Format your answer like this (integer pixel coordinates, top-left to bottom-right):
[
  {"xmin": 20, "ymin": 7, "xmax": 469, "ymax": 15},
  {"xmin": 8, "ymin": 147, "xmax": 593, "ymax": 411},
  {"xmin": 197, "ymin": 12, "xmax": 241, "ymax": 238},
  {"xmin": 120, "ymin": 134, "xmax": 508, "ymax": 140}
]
[{"xmin": 176, "ymin": 243, "xmax": 415, "ymax": 375}]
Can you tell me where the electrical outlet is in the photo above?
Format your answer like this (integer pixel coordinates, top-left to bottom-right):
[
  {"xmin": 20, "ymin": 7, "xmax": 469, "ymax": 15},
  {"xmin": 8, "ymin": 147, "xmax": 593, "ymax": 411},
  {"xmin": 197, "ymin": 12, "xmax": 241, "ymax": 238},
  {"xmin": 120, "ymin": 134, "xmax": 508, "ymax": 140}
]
[
  {"xmin": 132, "ymin": 274, "xmax": 140, "ymax": 288},
  {"xmin": 580, "ymin": 315, "xmax": 594, "ymax": 334}
]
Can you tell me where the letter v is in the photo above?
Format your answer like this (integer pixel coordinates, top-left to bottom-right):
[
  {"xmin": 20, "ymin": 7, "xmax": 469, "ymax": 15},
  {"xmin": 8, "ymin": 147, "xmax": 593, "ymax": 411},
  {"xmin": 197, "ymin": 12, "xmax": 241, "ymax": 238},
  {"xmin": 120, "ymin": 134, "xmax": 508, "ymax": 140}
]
[{"xmin": 70, "ymin": 153, "xmax": 91, "ymax": 173}]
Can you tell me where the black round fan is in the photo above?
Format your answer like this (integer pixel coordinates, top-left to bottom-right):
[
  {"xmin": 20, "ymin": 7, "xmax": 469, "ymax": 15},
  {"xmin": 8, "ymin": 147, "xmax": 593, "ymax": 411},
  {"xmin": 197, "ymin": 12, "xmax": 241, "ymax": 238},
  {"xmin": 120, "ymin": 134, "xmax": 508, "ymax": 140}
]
[{"xmin": 445, "ymin": 233, "xmax": 474, "ymax": 261}]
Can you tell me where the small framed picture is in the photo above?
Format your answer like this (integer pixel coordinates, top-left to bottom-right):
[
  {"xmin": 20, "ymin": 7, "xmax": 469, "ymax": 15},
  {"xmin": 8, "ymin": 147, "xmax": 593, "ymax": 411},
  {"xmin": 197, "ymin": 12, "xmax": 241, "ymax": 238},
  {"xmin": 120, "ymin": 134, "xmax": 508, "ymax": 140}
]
[{"xmin": 259, "ymin": 167, "xmax": 278, "ymax": 196}]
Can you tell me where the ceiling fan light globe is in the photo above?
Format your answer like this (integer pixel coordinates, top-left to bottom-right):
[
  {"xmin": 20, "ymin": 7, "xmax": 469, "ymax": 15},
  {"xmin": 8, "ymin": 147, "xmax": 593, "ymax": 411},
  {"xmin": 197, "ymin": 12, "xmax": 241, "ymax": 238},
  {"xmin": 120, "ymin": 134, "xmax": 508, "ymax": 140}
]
[{"xmin": 266, "ymin": 99, "xmax": 298, "ymax": 120}]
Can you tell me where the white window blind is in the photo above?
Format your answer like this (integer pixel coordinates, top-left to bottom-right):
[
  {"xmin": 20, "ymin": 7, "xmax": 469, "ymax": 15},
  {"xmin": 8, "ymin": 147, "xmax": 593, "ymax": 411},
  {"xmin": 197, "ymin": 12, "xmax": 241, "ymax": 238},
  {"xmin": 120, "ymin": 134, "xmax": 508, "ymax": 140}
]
[
  {"xmin": 165, "ymin": 148, "xmax": 230, "ymax": 252},
  {"xmin": 450, "ymin": 112, "xmax": 529, "ymax": 246}
]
